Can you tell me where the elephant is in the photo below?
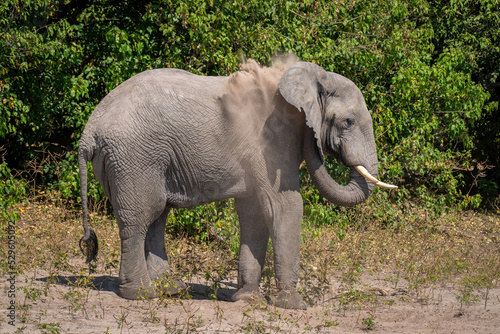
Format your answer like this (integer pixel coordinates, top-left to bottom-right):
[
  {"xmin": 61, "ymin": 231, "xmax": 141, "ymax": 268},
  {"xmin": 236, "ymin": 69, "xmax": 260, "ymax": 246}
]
[{"xmin": 78, "ymin": 60, "xmax": 396, "ymax": 309}]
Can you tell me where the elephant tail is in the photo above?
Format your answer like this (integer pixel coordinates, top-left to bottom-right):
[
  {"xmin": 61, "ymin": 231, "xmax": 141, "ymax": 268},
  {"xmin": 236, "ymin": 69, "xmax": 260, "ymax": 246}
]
[{"xmin": 78, "ymin": 143, "xmax": 98, "ymax": 263}]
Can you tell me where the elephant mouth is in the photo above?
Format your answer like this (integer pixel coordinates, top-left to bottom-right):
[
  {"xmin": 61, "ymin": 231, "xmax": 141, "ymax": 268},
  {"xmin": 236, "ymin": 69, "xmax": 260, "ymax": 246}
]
[{"xmin": 354, "ymin": 165, "xmax": 398, "ymax": 189}]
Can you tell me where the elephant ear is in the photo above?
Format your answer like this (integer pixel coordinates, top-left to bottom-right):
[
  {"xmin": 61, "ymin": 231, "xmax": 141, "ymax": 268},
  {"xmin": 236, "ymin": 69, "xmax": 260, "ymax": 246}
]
[{"xmin": 278, "ymin": 62, "xmax": 329, "ymax": 160}]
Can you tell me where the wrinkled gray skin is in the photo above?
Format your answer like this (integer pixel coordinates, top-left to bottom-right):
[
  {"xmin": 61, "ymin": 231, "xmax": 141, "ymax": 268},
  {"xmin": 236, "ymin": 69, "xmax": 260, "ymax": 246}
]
[{"xmin": 79, "ymin": 62, "xmax": 378, "ymax": 309}]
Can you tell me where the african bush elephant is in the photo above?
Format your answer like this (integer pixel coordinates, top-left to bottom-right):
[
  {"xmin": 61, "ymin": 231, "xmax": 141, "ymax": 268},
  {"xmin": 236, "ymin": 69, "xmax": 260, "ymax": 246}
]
[{"xmin": 79, "ymin": 60, "xmax": 396, "ymax": 309}]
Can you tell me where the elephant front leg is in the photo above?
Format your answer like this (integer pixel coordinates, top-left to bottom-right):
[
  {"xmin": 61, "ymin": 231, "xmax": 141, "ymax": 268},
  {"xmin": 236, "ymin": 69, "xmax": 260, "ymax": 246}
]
[
  {"xmin": 231, "ymin": 196, "xmax": 269, "ymax": 303},
  {"xmin": 268, "ymin": 190, "xmax": 307, "ymax": 310},
  {"xmin": 145, "ymin": 213, "xmax": 170, "ymax": 281}
]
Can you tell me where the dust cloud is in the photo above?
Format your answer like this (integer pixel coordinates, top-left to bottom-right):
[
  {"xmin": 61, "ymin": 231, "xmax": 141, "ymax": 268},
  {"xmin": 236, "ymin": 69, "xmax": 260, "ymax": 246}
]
[{"xmin": 221, "ymin": 56, "xmax": 298, "ymax": 153}]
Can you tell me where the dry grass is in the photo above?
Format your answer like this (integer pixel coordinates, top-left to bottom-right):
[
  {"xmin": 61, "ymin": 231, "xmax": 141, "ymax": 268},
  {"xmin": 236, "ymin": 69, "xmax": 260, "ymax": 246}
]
[
  {"xmin": 299, "ymin": 210, "xmax": 500, "ymax": 305},
  {"xmin": 1, "ymin": 198, "xmax": 499, "ymax": 333}
]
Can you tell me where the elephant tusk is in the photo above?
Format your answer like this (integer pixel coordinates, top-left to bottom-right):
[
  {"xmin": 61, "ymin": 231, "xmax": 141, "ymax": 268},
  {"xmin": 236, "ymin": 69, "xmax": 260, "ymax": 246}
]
[
  {"xmin": 354, "ymin": 165, "xmax": 398, "ymax": 189},
  {"xmin": 374, "ymin": 181, "xmax": 398, "ymax": 189},
  {"xmin": 354, "ymin": 165, "xmax": 379, "ymax": 183}
]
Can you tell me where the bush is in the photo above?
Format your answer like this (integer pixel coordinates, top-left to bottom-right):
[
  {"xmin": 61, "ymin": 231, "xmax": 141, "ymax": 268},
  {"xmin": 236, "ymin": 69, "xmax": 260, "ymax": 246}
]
[
  {"xmin": 0, "ymin": 158, "xmax": 26, "ymax": 223},
  {"xmin": 0, "ymin": 0, "xmax": 498, "ymax": 233}
]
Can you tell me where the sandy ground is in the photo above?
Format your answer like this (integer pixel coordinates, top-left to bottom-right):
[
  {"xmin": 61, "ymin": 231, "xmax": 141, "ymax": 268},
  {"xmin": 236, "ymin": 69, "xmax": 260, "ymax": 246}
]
[
  {"xmin": 1, "ymin": 268, "xmax": 499, "ymax": 334},
  {"xmin": 2, "ymin": 205, "xmax": 499, "ymax": 333}
]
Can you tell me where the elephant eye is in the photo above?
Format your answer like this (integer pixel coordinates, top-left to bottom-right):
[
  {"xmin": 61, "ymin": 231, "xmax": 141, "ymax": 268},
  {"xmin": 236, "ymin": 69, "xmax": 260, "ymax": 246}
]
[{"xmin": 344, "ymin": 118, "xmax": 355, "ymax": 129}]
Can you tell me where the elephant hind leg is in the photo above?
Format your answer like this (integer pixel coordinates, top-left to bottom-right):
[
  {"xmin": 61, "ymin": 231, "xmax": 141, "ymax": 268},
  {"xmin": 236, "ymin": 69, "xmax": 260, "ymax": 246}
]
[
  {"xmin": 144, "ymin": 209, "xmax": 187, "ymax": 295},
  {"xmin": 118, "ymin": 232, "xmax": 155, "ymax": 299},
  {"xmin": 106, "ymin": 162, "xmax": 194, "ymax": 298},
  {"xmin": 114, "ymin": 200, "xmax": 162, "ymax": 299}
]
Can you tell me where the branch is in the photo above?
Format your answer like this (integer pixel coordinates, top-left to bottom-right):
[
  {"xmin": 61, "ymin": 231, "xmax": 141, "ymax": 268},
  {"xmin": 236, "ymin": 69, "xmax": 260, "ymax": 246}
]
[
  {"xmin": 329, "ymin": 15, "xmax": 363, "ymax": 25},
  {"xmin": 289, "ymin": 10, "xmax": 314, "ymax": 22},
  {"xmin": 289, "ymin": 10, "xmax": 362, "ymax": 26},
  {"xmin": 204, "ymin": 220, "xmax": 230, "ymax": 250}
]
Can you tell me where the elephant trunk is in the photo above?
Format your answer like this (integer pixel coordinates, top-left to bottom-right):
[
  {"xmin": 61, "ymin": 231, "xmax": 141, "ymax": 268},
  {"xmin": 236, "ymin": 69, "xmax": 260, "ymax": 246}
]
[{"xmin": 303, "ymin": 127, "xmax": 379, "ymax": 207}]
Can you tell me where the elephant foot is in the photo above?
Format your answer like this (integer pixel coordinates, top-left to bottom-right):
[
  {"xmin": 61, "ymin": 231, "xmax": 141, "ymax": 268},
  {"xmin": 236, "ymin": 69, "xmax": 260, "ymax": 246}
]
[
  {"xmin": 119, "ymin": 283, "xmax": 158, "ymax": 300},
  {"xmin": 231, "ymin": 286, "xmax": 265, "ymax": 304},
  {"xmin": 119, "ymin": 279, "xmax": 187, "ymax": 300},
  {"xmin": 159, "ymin": 278, "xmax": 188, "ymax": 296},
  {"xmin": 268, "ymin": 290, "xmax": 307, "ymax": 310}
]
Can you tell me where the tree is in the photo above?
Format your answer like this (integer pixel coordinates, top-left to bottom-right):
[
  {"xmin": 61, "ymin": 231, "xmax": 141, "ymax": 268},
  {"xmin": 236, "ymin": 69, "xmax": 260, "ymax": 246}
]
[{"xmin": 0, "ymin": 0, "xmax": 496, "ymax": 213}]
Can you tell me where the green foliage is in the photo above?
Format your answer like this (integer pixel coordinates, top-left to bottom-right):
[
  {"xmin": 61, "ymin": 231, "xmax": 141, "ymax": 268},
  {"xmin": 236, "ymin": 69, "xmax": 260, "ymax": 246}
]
[
  {"xmin": 428, "ymin": 0, "xmax": 500, "ymax": 204},
  {"xmin": 0, "ymin": 155, "xmax": 26, "ymax": 223},
  {"xmin": 362, "ymin": 317, "xmax": 375, "ymax": 330},
  {"xmin": 45, "ymin": 153, "xmax": 106, "ymax": 206},
  {"xmin": 167, "ymin": 199, "xmax": 239, "ymax": 251},
  {"xmin": 374, "ymin": 47, "xmax": 489, "ymax": 207},
  {"xmin": 300, "ymin": 157, "xmax": 353, "ymax": 238},
  {"xmin": 0, "ymin": 0, "xmax": 498, "ymax": 236},
  {"xmin": 39, "ymin": 322, "xmax": 61, "ymax": 334}
]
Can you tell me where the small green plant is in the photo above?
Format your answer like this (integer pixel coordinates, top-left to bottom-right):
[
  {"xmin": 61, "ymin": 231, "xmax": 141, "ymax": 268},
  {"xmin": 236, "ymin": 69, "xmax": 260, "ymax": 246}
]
[
  {"xmin": 17, "ymin": 304, "xmax": 30, "ymax": 324},
  {"xmin": 298, "ymin": 261, "xmax": 332, "ymax": 306},
  {"xmin": 0, "ymin": 159, "xmax": 26, "ymax": 224},
  {"xmin": 240, "ymin": 319, "xmax": 267, "ymax": 334},
  {"xmin": 324, "ymin": 319, "xmax": 340, "ymax": 327},
  {"xmin": 39, "ymin": 322, "xmax": 61, "ymax": 334},
  {"xmin": 147, "ymin": 308, "xmax": 161, "ymax": 324},
  {"xmin": 19, "ymin": 284, "xmax": 48, "ymax": 303},
  {"xmin": 203, "ymin": 262, "xmax": 231, "ymax": 300},
  {"xmin": 321, "ymin": 309, "xmax": 340, "ymax": 328},
  {"xmin": 456, "ymin": 276, "xmax": 484, "ymax": 309},
  {"xmin": 164, "ymin": 318, "xmax": 184, "ymax": 334},
  {"xmin": 384, "ymin": 299, "xmax": 395, "ymax": 307},
  {"xmin": 340, "ymin": 261, "xmax": 363, "ymax": 287},
  {"xmin": 61, "ymin": 274, "xmax": 94, "ymax": 317},
  {"xmin": 361, "ymin": 317, "xmax": 375, "ymax": 330},
  {"xmin": 50, "ymin": 249, "xmax": 71, "ymax": 272},
  {"xmin": 114, "ymin": 308, "xmax": 130, "ymax": 330},
  {"xmin": 385, "ymin": 273, "xmax": 401, "ymax": 289},
  {"xmin": 13, "ymin": 326, "xmax": 27, "ymax": 334}
]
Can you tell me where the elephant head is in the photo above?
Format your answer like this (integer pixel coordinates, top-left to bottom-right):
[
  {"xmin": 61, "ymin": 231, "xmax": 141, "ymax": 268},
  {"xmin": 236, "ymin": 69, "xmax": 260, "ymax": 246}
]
[{"xmin": 279, "ymin": 62, "xmax": 396, "ymax": 207}]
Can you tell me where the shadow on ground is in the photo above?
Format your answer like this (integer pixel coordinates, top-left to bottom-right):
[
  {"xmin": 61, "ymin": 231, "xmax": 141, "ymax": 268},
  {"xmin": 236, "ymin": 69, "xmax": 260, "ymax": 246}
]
[{"xmin": 36, "ymin": 275, "xmax": 238, "ymax": 301}]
